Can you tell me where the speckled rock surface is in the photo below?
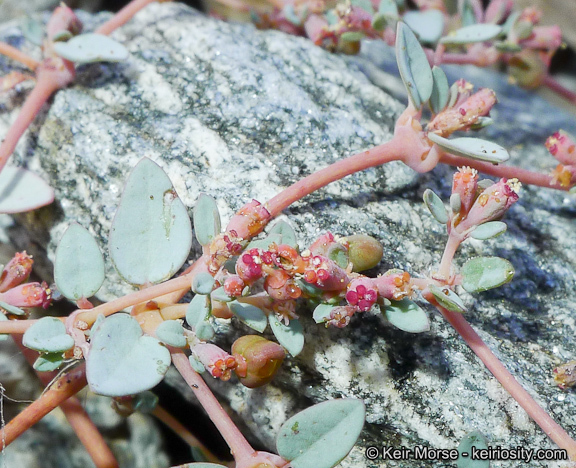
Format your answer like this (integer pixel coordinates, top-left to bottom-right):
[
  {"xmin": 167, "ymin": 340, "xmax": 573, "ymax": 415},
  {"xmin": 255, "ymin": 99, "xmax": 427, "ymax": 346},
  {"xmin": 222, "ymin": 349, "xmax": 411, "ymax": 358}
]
[{"xmin": 2, "ymin": 3, "xmax": 576, "ymax": 468}]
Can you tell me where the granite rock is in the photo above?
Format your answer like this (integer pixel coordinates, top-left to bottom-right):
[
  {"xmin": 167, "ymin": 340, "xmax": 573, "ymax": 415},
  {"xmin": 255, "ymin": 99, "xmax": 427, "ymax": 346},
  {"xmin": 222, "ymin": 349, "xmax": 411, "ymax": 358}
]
[{"xmin": 1, "ymin": 3, "xmax": 576, "ymax": 468}]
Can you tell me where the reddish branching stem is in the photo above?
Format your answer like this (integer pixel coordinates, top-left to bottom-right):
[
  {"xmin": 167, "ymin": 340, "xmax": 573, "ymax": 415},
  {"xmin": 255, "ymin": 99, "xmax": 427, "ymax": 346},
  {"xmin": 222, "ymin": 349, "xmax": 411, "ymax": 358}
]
[
  {"xmin": 95, "ymin": 0, "xmax": 160, "ymax": 35},
  {"xmin": 0, "ymin": 42, "xmax": 39, "ymax": 70}
]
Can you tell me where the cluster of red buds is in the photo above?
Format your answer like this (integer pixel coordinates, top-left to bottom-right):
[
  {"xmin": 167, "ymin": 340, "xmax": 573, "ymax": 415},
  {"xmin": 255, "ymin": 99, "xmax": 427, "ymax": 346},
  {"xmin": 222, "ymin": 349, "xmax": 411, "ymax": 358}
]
[
  {"xmin": 449, "ymin": 167, "xmax": 521, "ymax": 235},
  {"xmin": 545, "ymin": 131, "xmax": 576, "ymax": 188},
  {"xmin": 0, "ymin": 252, "xmax": 51, "ymax": 311}
]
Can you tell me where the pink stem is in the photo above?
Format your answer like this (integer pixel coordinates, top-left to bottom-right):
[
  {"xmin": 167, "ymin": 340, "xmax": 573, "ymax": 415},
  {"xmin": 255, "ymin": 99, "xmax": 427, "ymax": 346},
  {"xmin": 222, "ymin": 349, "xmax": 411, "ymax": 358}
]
[
  {"xmin": 438, "ymin": 234, "xmax": 461, "ymax": 279},
  {"xmin": 430, "ymin": 296, "xmax": 576, "ymax": 460},
  {"xmin": 0, "ymin": 42, "xmax": 39, "ymax": 70},
  {"xmin": 542, "ymin": 75, "xmax": 576, "ymax": 105},
  {"xmin": 439, "ymin": 153, "xmax": 568, "ymax": 191},
  {"xmin": 267, "ymin": 137, "xmax": 403, "ymax": 216},
  {"xmin": 95, "ymin": 0, "xmax": 158, "ymax": 36},
  {"xmin": 0, "ymin": 76, "xmax": 59, "ymax": 174},
  {"xmin": 170, "ymin": 349, "xmax": 255, "ymax": 461}
]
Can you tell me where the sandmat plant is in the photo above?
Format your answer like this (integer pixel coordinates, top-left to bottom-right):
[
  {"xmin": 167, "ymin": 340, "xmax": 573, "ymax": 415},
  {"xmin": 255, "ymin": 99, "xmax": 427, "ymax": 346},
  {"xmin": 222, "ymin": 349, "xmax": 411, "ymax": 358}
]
[{"xmin": 0, "ymin": 0, "xmax": 576, "ymax": 467}]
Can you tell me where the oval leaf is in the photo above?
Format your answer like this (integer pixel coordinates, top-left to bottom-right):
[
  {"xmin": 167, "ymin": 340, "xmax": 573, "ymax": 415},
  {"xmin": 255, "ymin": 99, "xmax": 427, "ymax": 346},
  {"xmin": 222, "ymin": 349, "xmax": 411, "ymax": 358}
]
[
  {"xmin": 0, "ymin": 167, "xmax": 54, "ymax": 214},
  {"xmin": 423, "ymin": 189, "xmax": 448, "ymax": 224},
  {"xmin": 384, "ymin": 298, "xmax": 430, "ymax": 333},
  {"xmin": 427, "ymin": 133, "xmax": 510, "ymax": 164},
  {"xmin": 33, "ymin": 352, "xmax": 65, "ymax": 372},
  {"xmin": 470, "ymin": 221, "xmax": 507, "ymax": 240},
  {"xmin": 193, "ymin": 194, "xmax": 221, "ymax": 246},
  {"xmin": 276, "ymin": 399, "xmax": 365, "ymax": 468},
  {"xmin": 192, "ymin": 272, "xmax": 216, "ymax": 295},
  {"xmin": 461, "ymin": 256, "xmax": 514, "ymax": 293},
  {"xmin": 0, "ymin": 301, "xmax": 25, "ymax": 316},
  {"xmin": 457, "ymin": 430, "xmax": 490, "ymax": 468},
  {"xmin": 429, "ymin": 285, "xmax": 466, "ymax": 313},
  {"xmin": 156, "ymin": 320, "xmax": 187, "ymax": 348},
  {"xmin": 87, "ymin": 313, "xmax": 171, "ymax": 397},
  {"xmin": 186, "ymin": 294, "xmax": 214, "ymax": 341},
  {"xmin": 23, "ymin": 317, "xmax": 74, "ymax": 353},
  {"xmin": 55, "ymin": 223, "xmax": 105, "ymax": 301},
  {"xmin": 53, "ymin": 33, "xmax": 129, "ymax": 64},
  {"xmin": 430, "ymin": 66, "xmax": 450, "ymax": 114},
  {"xmin": 211, "ymin": 286, "xmax": 233, "ymax": 303},
  {"xmin": 396, "ymin": 22, "xmax": 433, "ymax": 109},
  {"xmin": 229, "ymin": 301, "xmax": 267, "ymax": 332},
  {"xmin": 269, "ymin": 315, "xmax": 304, "ymax": 356},
  {"xmin": 404, "ymin": 10, "xmax": 445, "ymax": 44},
  {"xmin": 440, "ymin": 24, "xmax": 502, "ymax": 45},
  {"xmin": 109, "ymin": 158, "xmax": 192, "ymax": 286}
]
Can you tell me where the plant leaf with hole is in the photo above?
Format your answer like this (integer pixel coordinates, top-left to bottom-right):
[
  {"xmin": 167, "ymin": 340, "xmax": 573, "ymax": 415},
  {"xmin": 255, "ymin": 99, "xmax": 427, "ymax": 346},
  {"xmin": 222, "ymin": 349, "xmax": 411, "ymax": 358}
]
[
  {"xmin": 461, "ymin": 257, "xmax": 514, "ymax": 293},
  {"xmin": 53, "ymin": 33, "xmax": 128, "ymax": 63},
  {"xmin": 277, "ymin": 399, "xmax": 365, "ymax": 468},
  {"xmin": 33, "ymin": 353, "xmax": 65, "ymax": 372},
  {"xmin": 427, "ymin": 133, "xmax": 509, "ymax": 164},
  {"xmin": 396, "ymin": 22, "xmax": 433, "ymax": 109},
  {"xmin": 87, "ymin": 313, "xmax": 171, "ymax": 397},
  {"xmin": 404, "ymin": 10, "xmax": 444, "ymax": 44},
  {"xmin": 470, "ymin": 221, "xmax": 507, "ymax": 240},
  {"xmin": 192, "ymin": 272, "xmax": 216, "ymax": 295},
  {"xmin": 313, "ymin": 304, "xmax": 334, "ymax": 323},
  {"xmin": 229, "ymin": 301, "xmax": 267, "ymax": 332},
  {"xmin": 109, "ymin": 158, "xmax": 192, "ymax": 286},
  {"xmin": 430, "ymin": 66, "xmax": 450, "ymax": 114},
  {"xmin": 423, "ymin": 189, "xmax": 448, "ymax": 224},
  {"xmin": 440, "ymin": 24, "xmax": 502, "ymax": 45},
  {"xmin": 457, "ymin": 431, "xmax": 489, "ymax": 468},
  {"xmin": 269, "ymin": 315, "xmax": 304, "ymax": 356},
  {"xmin": 23, "ymin": 317, "xmax": 74, "ymax": 353},
  {"xmin": 384, "ymin": 298, "xmax": 430, "ymax": 333},
  {"xmin": 156, "ymin": 320, "xmax": 187, "ymax": 347},
  {"xmin": 0, "ymin": 167, "xmax": 54, "ymax": 214},
  {"xmin": 55, "ymin": 223, "xmax": 105, "ymax": 301},
  {"xmin": 193, "ymin": 194, "xmax": 221, "ymax": 246},
  {"xmin": 429, "ymin": 285, "xmax": 466, "ymax": 313}
]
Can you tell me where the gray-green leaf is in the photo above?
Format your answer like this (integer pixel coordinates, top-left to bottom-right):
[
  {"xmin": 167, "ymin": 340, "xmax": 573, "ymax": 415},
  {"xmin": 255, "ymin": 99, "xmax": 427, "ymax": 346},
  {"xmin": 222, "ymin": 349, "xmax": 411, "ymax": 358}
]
[
  {"xmin": 440, "ymin": 24, "xmax": 502, "ymax": 45},
  {"xmin": 427, "ymin": 133, "xmax": 510, "ymax": 164},
  {"xmin": 403, "ymin": 10, "xmax": 445, "ymax": 44},
  {"xmin": 193, "ymin": 194, "xmax": 221, "ymax": 246},
  {"xmin": 461, "ymin": 257, "xmax": 514, "ymax": 293},
  {"xmin": 384, "ymin": 299, "xmax": 430, "ymax": 333},
  {"xmin": 229, "ymin": 301, "xmax": 267, "ymax": 332},
  {"xmin": 269, "ymin": 315, "xmax": 304, "ymax": 356},
  {"xmin": 53, "ymin": 33, "xmax": 128, "ymax": 64},
  {"xmin": 429, "ymin": 66, "xmax": 450, "ymax": 114},
  {"xmin": 469, "ymin": 221, "xmax": 507, "ymax": 240},
  {"xmin": 396, "ymin": 22, "xmax": 434, "ymax": 109},
  {"xmin": 429, "ymin": 285, "xmax": 466, "ymax": 313},
  {"xmin": 457, "ymin": 430, "xmax": 490, "ymax": 468},
  {"xmin": 23, "ymin": 317, "xmax": 74, "ymax": 353},
  {"xmin": 423, "ymin": 189, "xmax": 448, "ymax": 224}
]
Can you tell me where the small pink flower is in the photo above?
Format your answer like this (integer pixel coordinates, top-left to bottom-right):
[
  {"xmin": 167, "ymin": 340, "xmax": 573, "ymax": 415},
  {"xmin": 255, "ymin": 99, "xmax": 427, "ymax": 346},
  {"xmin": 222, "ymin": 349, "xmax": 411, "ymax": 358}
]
[
  {"xmin": 0, "ymin": 281, "xmax": 52, "ymax": 309},
  {"xmin": 345, "ymin": 277, "xmax": 378, "ymax": 312},
  {"xmin": 456, "ymin": 178, "xmax": 521, "ymax": 233},
  {"xmin": 546, "ymin": 131, "xmax": 576, "ymax": 166},
  {"xmin": 428, "ymin": 88, "xmax": 497, "ymax": 137},
  {"xmin": 304, "ymin": 14, "xmax": 330, "ymax": 45},
  {"xmin": 452, "ymin": 166, "xmax": 479, "ymax": 216},
  {"xmin": 0, "ymin": 251, "xmax": 33, "ymax": 292},
  {"xmin": 373, "ymin": 270, "xmax": 412, "ymax": 301},
  {"xmin": 551, "ymin": 164, "xmax": 576, "ymax": 188},
  {"xmin": 236, "ymin": 249, "xmax": 264, "ymax": 283},
  {"xmin": 192, "ymin": 343, "xmax": 238, "ymax": 381},
  {"xmin": 224, "ymin": 275, "xmax": 245, "ymax": 297}
]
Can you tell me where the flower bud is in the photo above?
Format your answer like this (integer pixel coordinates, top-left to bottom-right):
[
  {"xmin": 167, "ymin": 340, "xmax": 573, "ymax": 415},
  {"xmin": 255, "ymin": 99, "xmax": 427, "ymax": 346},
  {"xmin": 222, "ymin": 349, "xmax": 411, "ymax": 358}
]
[
  {"xmin": 0, "ymin": 251, "xmax": 33, "ymax": 292},
  {"xmin": 373, "ymin": 269, "xmax": 411, "ymax": 301},
  {"xmin": 428, "ymin": 88, "xmax": 497, "ymax": 137},
  {"xmin": 301, "ymin": 254, "xmax": 349, "ymax": 291},
  {"xmin": 452, "ymin": 167, "xmax": 479, "ymax": 216},
  {"xmin": 224, "ymin": 275, "xmax": 245, "ymax": 297},
  {"xmin": 236, "ymin": 249, "xmax": 264, "ymax": 283},
  {"xmin": 456, "ymin": 178, "xmax": 520, "ymax": 233},
  {"xmin": 342, "ymin": 234, "xmax": 383, "ymax": 272},
  {"xmin": 192, "ymin": 343, "xmax": 239, "ymax": 381},
  {"xmin": 226, "ymin": 200, "xmax": 271, "ymax": 239},
  {"xmin": 326, "ymin": 305, "xmax": 357, "ymax": 328},
  {"xmin": 0, "ymin": 281, "xmax": 52, "ymax": 309},
  {"xmin": 551, "ymin": 164, "xmax": 576, "ymax": 188},
  {"xmin": 520, "ymin": 25, "xmax": 562, "ymax": 51},
  {"xmin": 546, "ymin": 131, "xmax": 576, "ymax": 166},
  {"xmin": 232, "ymin": 335, "xmax": 285, "ymax": 388}
]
